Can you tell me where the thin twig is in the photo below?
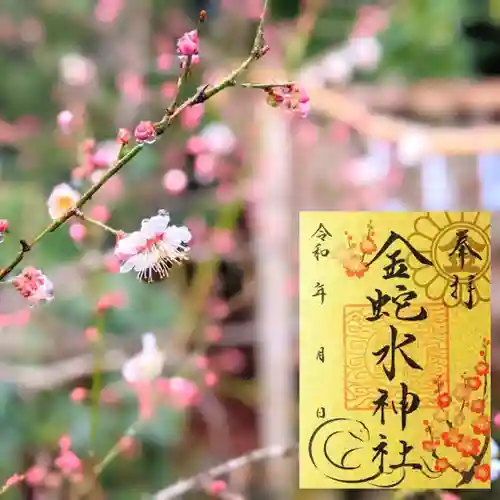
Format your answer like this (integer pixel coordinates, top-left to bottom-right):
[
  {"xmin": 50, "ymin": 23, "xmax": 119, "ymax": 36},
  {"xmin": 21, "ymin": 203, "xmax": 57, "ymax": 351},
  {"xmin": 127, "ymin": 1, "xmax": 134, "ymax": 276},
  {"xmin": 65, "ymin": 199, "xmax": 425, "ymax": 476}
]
[
  {"xmin": 75, "ymin": 210, "xmax": 121, "ymax": 235},
  {"xmin": 94, "ymin": 422, "xmax": 140, "ymax": 474},
  {"xmin": 151, "ymin": 443, "xmax": 298, "ymax": 500},
  {"xmin": 239, "ymin": 82, "xmax": 295, "ymax": 89},
  {"xmin": 0, "ymin": 0, "xmax": 271, "ymax": 282},
  {"xmin": 166, "ymin": 57, "xmax": 193, "ymax": 116}
]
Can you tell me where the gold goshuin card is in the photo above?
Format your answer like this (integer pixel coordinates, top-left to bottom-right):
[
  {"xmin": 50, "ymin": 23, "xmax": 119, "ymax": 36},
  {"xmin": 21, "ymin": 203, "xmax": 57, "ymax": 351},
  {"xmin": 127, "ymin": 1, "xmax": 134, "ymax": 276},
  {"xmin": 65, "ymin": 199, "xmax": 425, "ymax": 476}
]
[{"xmin": 299, "ymin": 212, "xmax": 491, "ymax": 490}]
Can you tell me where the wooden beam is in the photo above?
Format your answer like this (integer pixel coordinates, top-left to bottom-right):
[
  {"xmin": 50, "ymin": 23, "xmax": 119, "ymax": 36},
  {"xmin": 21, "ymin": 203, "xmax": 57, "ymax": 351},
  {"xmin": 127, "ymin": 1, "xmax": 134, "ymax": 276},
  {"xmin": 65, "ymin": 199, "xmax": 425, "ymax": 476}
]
[
  {"xmin": 309, "ymin": 87, "xmax": 500, "ymax": 155},
  {"xmin": 326, "ymin": 79, "xmax": 500, "ymax": 117}
]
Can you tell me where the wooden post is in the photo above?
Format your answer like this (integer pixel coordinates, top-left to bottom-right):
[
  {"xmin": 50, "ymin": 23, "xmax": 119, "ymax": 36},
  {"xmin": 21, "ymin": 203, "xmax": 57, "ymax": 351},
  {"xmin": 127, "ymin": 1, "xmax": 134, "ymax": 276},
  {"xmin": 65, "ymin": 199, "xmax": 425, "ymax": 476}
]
[{"xmin": 252, "ymin": 72, "xmax": 296, "ymax": 496}]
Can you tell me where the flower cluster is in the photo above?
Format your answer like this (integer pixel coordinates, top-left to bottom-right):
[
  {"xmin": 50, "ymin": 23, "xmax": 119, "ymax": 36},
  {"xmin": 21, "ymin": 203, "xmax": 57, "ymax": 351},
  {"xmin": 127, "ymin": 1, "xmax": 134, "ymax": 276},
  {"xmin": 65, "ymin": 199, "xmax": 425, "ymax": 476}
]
[
  {"xmin": 265, "ymin": 84, "xmax": 310, "ymax": 118},
  {"xmin": 114, "ymin": 209, "xmax": 192, "ymax": 283},
  {"xmin": 421, "ymin": 339, "xmax": 495, "ymax": 486},
  {"xmin": 0, "ymin": 435, "xmax": 82, "ymax": 494},
  {"xmin": 115, "ymin": 332, "xmax": 216, "ymax": 420}
]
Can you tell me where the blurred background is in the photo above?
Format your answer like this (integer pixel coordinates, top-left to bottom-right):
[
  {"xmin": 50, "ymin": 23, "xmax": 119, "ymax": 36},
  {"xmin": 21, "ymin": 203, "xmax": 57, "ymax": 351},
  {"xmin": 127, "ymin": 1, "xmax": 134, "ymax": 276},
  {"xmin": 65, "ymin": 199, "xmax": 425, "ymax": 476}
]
[{"xmin": 0, "ymin": 0, "xmax": 499, "ymax": 498}]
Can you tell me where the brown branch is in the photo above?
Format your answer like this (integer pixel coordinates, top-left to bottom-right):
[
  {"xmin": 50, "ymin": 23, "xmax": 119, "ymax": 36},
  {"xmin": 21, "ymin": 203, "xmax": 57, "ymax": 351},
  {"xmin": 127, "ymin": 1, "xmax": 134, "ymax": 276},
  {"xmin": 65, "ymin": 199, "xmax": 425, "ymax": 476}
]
[
  {"xmin": 152, "ymin": 444, "xmax": 298, "ymax": 500},
  {"xmin": 0, "ymin": 0, "xmax": 271, "ymax": 282},
  {"xmin": 0, "ymin": 350, "xmax": 127, "ymax": 391}
]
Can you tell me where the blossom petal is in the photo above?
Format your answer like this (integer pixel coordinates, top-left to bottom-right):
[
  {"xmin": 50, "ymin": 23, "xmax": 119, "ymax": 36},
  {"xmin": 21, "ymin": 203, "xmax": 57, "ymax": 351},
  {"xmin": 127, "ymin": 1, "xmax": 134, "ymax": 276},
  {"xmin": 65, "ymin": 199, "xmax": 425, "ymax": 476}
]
[
  {"xmin": 122, "ymin": 358, "xmax": 140, "ymax": 383},
  {"xmin": 141, "ymin": 213, "xmax": 170, "ymax": 237},
  {"xmin": 116, "ymin": 231, "xmax": 145, "ymax": 255},
  {"xmin": 163, "ymin": 225, "xmax": 192, "ymax": 248},
  {"xmin": 141, "ymin": 332, "xmax": 158, "ymax": 352},
  {"xmin": 47, "ymin": 183, "xmax": 80, "ymax": 220},
  {"xmin": 134, "ymin": 252, "xmax": 156, "ymax": 271},
  {"xmin": 120, "ymin": 261, "xmax": 135, "ymax": 273}
]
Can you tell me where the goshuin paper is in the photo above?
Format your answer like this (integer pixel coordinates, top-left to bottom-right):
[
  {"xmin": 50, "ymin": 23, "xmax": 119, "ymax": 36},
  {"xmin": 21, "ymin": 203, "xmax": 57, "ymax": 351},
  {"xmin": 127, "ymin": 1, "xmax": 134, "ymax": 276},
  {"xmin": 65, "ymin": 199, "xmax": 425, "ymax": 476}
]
[{"xmin": 299, "ymin": 212, "xmax": 491, "ymax": 489}]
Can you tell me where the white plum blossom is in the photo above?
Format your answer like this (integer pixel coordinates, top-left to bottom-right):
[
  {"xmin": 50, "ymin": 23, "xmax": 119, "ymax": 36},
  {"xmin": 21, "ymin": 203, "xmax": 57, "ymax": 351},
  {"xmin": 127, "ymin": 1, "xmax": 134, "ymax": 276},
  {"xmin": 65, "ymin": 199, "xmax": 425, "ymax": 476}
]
[
  {"xmin": 122, "ymin": 332, "xmax": 165, "ymax": 383},
  {"xmin": 114, "ymin": 209, "xmax": 192, "ymax": 282},
  {"xmin": 47, "ymin": 183, "xmax": 80, "ymax": 220}
]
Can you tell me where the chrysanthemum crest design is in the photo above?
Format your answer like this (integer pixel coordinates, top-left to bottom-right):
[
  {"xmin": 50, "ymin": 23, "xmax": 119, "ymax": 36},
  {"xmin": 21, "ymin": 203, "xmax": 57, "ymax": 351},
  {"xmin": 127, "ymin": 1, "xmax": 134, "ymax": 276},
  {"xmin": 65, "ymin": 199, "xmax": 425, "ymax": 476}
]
[{"xmin": 407, "ymin": 212, "xmax": 490, "ymax": 309}]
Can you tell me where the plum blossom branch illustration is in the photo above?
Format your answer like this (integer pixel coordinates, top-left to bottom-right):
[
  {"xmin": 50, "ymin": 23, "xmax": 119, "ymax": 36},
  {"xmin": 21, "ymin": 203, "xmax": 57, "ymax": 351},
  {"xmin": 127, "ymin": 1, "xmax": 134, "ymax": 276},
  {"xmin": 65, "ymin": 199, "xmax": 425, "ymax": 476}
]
[
  {"xmin": 331, "ymin": 220, "xmax": 376, "ymax": 278},
  {"xmin": 420, "ymin": 337, "xmax": 491, "ymax": 487}
]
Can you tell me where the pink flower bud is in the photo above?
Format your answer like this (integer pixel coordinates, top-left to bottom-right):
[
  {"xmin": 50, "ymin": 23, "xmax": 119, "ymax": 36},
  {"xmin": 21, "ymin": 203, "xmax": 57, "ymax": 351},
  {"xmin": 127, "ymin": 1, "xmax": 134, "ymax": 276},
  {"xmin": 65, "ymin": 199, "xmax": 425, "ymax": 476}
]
[
  {"xmin": 54, "ymin": 450, "xmax": 81, "ymax": 474},
  {"xmin": 104, "ymin": 254, "xmax": 121, "ymax": 273},
  {"xmin": 57, "ymin": 110, "xmax": 74, "ymax": 134},
  {"xmin": 58, "ymin": 435, "xmax": 72, "ymax": 452},
  {"xmin": 161, "ymin": 82, "xmax": 178, "ymax": 99},
  {"xmin": 0, "ymin": 219, "xmax": 8, "ymax": 243},
  {"xmin": 194, "ymin": 355, "xmax": 208, "ymax": 369},
  {"xmin": 204, "ymin": 324, "xmax": 222, "ymax": 342},
  {"xmin": 209, "ymin": 299, "xmax": 229, "ymax": 320},
  {"xmin": 69, "ymin": 223, "xmax": 87, "ymax": 242},
  {"xmin": 100, "ymin": 387, "xmax": 120, "ymax": 405},
  {"xmin": 494, "ymin": 412, "xmax": 500, "ymax": 427},
  {"xmin": 186, "ymin": 136, "xmax": 207, "ymax": 155},
  {"xmin": 177, "ymin": 30, "xmax": 200, "ymax": 66},
  {"xmin": 204, "ymin": 371, "xmax": 218, "ymax": 387},
  {"xmin": 157, "ymin": 53, "xmax": 173, "ymax": 71},
  {"xmin": 118, "ymin": 435, "xmax": 136, "ymax": 453},
  {"xmin": 177, "ymin": 30, "xmax": 199, "ymax": 56},
  {"xmin": 25, "ymin": 466, "xmax": 47, "ymax": 486},
  {"xmin": 180, "ymin": 104, "xmax": 204, "ymax": 130},
  {"xmin": 163, "ymin": 169, "xmax": 188, "ymax": 195},
  {"xmin": 84, "ymin": 327, "xmax": 99, "ymax": 342},
  {"xmin": 70, "ymin": 387, "xmax": 87, "ymax": 402},
  {"xmin": 211, "ymin": 228, "xmax": 236, "ymax": 255},
  {"xmin": 206, "ymin": 479, "xmax": 227, "ymax": 496},
  {"xmin": 97, "ymin": 290, "xmax": 126, "ymax": 312},
  {"xmin": 168, "ymin": 377, "xmax": 201, "ymax": 408},
  {"xmin": 134, "ymin": 120, "xmax": 157, "ymax": 144},
  {"xmin": 90, "ymin": 204, "xmax": 110, "ymax": 222},
  {"xmin": 117, "ymin": 128, "xmax": 130, "ymax": 144}
]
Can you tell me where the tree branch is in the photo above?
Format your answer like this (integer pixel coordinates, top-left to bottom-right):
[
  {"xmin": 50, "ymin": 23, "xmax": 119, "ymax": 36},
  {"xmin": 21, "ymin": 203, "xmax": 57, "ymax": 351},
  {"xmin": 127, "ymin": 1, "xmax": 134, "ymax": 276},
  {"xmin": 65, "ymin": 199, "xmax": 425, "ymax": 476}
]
[
  {"xmin": 0, "ymin": 350, "xmax": 127, "ymax": 391},
  {"xmin": 152, "ymin": 443, "xmax": 298, "ymax": 500},
  {"xmin": 0, "ymin": 0, "xmax": 271, "ymax": 282}
]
